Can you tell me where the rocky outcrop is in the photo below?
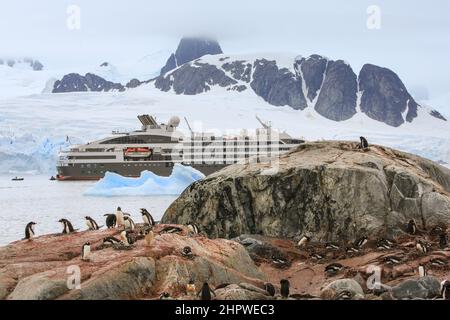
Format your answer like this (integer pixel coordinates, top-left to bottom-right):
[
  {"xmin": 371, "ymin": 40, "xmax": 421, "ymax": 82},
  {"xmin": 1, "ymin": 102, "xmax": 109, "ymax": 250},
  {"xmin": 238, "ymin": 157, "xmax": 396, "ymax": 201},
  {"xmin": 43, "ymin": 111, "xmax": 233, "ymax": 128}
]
[
  {"xmin": 295, "ymin": 55, "xmax": 328, "ymax": 102},
  {"xmin": 52, "ymin": 73, "xmax": 125, "ymax": 93},
  {"xmin": 250, "ymin": 59, "xmax": 307, "ymax": 109},
  {"xmin": 313, "ymin": 60, "xmax": 357, "ymax": 121},
  {"xmin": 155, "ymin": 62, "xmax": 237, "ymax": 94},
  {"xmin": 160, "ymin": 37, "xmax": 223, "ymax": 75},
  {"xmin": 359, "ymin": 64, "xmax": 419, "ymax": 127},
  {"xmin": 162, "ymin": 141, "xmax": 450, "ymax": 242},
  {"xmin": 0, "ymin": 225, "xmax": 264, "ymax": 300}
]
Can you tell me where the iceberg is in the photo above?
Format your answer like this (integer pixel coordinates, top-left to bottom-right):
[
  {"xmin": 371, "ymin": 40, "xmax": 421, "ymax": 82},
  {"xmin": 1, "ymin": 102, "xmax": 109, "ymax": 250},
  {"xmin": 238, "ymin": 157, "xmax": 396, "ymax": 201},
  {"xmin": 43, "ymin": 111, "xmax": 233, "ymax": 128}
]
[{"xmin": 83, "ymin": 164, "xmax": 205, "ymax": 197}]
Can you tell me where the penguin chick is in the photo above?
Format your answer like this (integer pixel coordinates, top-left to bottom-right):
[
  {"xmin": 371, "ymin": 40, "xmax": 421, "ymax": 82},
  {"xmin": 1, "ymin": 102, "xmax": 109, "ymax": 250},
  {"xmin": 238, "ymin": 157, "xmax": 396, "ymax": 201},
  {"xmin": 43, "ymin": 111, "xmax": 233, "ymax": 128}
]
[
  {"xmin": 144, "ymin": 229, "xmax": 155, "ymax": 246},
  {"xmin": 181, "ymin": 246, "xmax": 194, "ymax": 259}
]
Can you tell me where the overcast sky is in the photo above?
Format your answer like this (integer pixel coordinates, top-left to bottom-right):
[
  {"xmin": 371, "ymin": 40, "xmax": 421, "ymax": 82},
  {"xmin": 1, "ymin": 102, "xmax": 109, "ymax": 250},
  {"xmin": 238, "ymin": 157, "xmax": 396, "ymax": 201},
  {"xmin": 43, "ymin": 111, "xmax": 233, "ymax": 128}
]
[{"xmin": 1, "ymin": 0, "xmax": 449, "ymax": 98}]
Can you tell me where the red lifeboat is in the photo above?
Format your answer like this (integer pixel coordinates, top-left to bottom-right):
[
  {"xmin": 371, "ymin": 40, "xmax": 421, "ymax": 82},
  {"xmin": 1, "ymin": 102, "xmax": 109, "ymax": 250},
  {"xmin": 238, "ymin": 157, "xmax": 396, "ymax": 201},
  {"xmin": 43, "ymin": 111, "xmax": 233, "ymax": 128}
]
[{"xmin": 124, "ymin": 147, "xmax": 152, "ymax": 158}]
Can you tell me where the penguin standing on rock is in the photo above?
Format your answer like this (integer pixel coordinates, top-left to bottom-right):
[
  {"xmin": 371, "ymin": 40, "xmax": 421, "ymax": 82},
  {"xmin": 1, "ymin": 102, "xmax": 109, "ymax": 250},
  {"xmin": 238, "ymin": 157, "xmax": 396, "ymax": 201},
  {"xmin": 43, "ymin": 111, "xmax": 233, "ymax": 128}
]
[
  {"xmin": 115, "ymin": 207, "xmax": 129, "ymax": 228},
  {"xmin": 280, "ymin": 279, "xmax": 290, "ymax": 298},
  {"xmin": 24, "ymin": 222, "xmax": 36, "ymax": 240},
  {"xmin": 85, "ymin": 216, "xmax": 101, "ymax": 230},
  {"xmin": 197, "ymin": 282, "xmax": 216, "ymax": 300},
  {"xmin": 123, "ymin": 216, "xmax": 136, "ymax": 231},
  {"xmin": 59, "ymin": 219, "xmax": 75, "ymax": 234},
  {"xmin": 418, "ymin": 264, "xmax": 427, "ymax": 277},
  {"xmin": 407, "ymin": 219, "xmax": 417, "ymax": 235},
  {"xmin": 104, "ymin": 214, "xmax": 116, "ymax": 229},
  {"xmin": 358, "ymin": 137, "xmax": 369, "ymax": 149},
  {"xmin": 81, "ymin": 242, "xmax": 91, "ymax": 261},
  {"xmin": 264, "ymin": 283, "xmax": 276, "ymax": 297},
  {"xmin": 140, "ymin": 208, "xmax": 155, "ymax": 226},
  {"xmin": 416, "ymin": 240, "xmax": 428, "ymax": 254},
  {"xmin": 354, "ymin": 236, "xmax": 368, "ymax": 249}
]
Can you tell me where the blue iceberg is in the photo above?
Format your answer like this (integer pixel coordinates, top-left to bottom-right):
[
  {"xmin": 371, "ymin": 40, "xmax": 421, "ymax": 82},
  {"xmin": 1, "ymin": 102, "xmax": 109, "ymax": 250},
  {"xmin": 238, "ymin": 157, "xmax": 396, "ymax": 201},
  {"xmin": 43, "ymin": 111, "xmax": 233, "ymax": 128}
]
[{"xmin": 84, "ymin": 164, "xmax": 205, "ymax": 197}]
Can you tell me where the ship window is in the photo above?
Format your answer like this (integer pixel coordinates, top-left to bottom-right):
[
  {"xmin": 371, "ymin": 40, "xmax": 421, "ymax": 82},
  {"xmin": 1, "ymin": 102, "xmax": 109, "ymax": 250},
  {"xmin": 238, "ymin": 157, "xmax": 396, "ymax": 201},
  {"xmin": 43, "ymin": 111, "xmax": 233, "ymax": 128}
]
[{"xmin": 100, "ymin": 135, "xmax": 172, "ymax": 144}]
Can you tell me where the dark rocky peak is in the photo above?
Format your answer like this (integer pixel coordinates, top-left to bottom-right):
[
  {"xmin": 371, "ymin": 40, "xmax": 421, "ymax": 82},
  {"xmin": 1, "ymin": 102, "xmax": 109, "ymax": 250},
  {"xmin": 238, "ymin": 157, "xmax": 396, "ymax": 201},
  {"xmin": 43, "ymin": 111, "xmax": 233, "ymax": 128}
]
[
  {"xmin": 250, "ymin": 59, "xmax": 307, "ymax": 110},
  {"xmin": 295, "ymin": 55, "xmax": 328, "ymax": 102},
  {"xmin": 52, "ymin": 73, "xmax": 125, "ymax": 93},
  {"xmin": 313, "ymin": 59, "xmax": 358, "ymax": 121},
  {"xmin": 100, "ymin": 62, "xmax": 109, "ymax": 67},
  {"xmin": 359, "ymin": 64, "xmax": 419, "ymax": 127},
  {"xmin": 160, "ymin": 37, "xmax": 223, "ymax": 75}
]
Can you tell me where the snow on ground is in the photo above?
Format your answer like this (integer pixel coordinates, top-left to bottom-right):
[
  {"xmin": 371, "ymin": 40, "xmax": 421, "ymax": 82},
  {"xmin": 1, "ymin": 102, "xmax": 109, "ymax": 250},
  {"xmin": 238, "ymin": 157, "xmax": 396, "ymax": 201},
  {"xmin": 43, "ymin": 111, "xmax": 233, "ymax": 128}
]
[
  {"xmin": 0, "ymin": 80, "xmax": 449, "ymax": 175},
  {"xmin": 84, "ymin": 164, "xmax": 205, "ymax": 197}
]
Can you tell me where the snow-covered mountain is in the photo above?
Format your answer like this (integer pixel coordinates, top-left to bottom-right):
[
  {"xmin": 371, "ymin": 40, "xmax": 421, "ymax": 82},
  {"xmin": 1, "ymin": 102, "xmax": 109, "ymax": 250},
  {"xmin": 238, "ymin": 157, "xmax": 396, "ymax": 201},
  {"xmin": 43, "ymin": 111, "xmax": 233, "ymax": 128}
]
[
  {"xmin": 1, "ymin": 38, "xmax": 449, "ymax": 175},
  {"xmin": 0, "ymin": 57, "xmax": 43, "ymax": 71}
]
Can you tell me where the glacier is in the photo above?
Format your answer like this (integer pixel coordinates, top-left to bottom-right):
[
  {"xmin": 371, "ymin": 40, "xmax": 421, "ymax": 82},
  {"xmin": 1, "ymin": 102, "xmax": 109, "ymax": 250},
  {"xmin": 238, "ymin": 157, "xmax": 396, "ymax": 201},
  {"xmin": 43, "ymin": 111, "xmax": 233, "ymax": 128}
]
[{"xmin": 83, "ymin": 164, "xmax": 205, "ymax": 197}]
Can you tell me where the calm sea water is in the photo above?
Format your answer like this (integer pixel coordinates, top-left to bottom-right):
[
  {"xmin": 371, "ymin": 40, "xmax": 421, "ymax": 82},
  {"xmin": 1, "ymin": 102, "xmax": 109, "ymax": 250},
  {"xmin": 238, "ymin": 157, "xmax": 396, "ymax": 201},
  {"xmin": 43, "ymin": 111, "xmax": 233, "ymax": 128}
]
[{"xmin": 0, "ymin": 175, "xmax": 176, "ymax": 245}]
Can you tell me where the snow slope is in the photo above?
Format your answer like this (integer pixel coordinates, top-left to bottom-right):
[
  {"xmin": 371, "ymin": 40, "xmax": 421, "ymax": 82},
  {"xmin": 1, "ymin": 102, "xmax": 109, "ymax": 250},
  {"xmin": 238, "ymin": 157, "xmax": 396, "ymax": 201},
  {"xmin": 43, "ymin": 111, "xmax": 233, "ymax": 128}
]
[{"xmin": 84, "ymin": 164, "xmax": 204, "ymax": 197}]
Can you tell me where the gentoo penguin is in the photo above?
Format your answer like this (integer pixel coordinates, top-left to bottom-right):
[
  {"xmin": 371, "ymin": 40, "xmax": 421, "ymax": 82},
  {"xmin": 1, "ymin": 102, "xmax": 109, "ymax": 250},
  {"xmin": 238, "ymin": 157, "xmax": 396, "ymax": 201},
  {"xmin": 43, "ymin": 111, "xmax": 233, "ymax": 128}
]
[
  {"xmin": 81, "ymin": 242, "xmax": 91, "ymax": 261},
  {"xmin": 418, "ymin": 264, "xmax": 427, "ymax": 277},
  {"xmin": 159, "ymin": 292, "xmax": 171, "ymax": 300},
  {"xmin": 416, "ymin": 240, "xmax": 428, "ymax": 254},
  {"xmin": 311, "ymin": 253, "xmax": 324, "ymax": 260},
  {"xmin": 58, "ymin": 219, "xmax": 75, "ymax": 234},
  {"xmin": 354, "ymin": 236, "xmax": 368, "ymax": 248},
  {"xmin": 24, "ymin": 222, "xmax": 36, "ymax": 240},
  {"xmin": 271, "ymin": 256, "xmax": 289, "ymax": 269},
  {"xmin": 407, "ymin": 219, "xmax": 417, "ymax": 235},
  {"xmin": 103, "ymin": 236, "xmax": 121, "ymax": 245},
  {"xmin": 439, "ymin": 233, "xmax": 448, "ymax": 249},
  {"xmin": 120, "ymin": 230, "xmax": 133, "ymax": 246},
  {"xmin": 346, "ymin": 246, "xmax": 359, "ymax": 254},
  {"xmin": 280, "ymin": 279, "xmax": 290, "ymax": 298},
  {"xmin": 186, "ymin": 279, "xmax": 196, "ymax": 296},
  {"xmin": 197, "ymin": 282, "xmax": 216, "ymax": 300},
  {"xmin": 430, "ymin": 258, "xmax": 447, "ymax": 267},
  {"xmin": 325, "ymin": 263, "xmax": 344, "ymax": 275},
  {"xmin": 325, "ymin": 242, "xmax": 340, "ymax": 250},
  {"xmin": 159, "ymin": 225, "xmax": 183, "ymax": 234},
  {"xmin": 181, "ymin": 246, "xmax": 194, "ymax": 259},
  {"xmin": 140, "ymin": 208, "xmax": 155, "ymax": 226},
  {"xmin": 383, "ymin": 255, "xmax": 402, "ymax": 265},
  {"xmin": 297, "ymin": 235, "xmax": 311, "ymax": 247},
  {"xmin": 104, "ymin": 214, "xmax": 116, "ymax": 229},
  {"xmin": 123, "ymin": 216, "xmax": 136, "ymax": 231},
  {"xmin": 187, "ymin": 223, "xmax": 200, "ymax": 236},
  {"xmin": 144, "ymin": 229, "xmax": 155, "ymax": 246},
  {"xmin": 85, "ymin": 216, "xmax": 101, "ymax": 230},
  {"xmin": 336, "ymin": 290, "xmax": 353, "ymax": 300},
  {"xmin": 115, "ymin": 207, "xmax": 125, "ymax": 228},
  {"xmin": 359, "ymin": 136, "xmax": 369, "ymax": 149},
  {"xmin": 441, "ymin": 280, "xmax": 450, "ymax": 300},
  {"xmin": 376, "ymin": 238, "xmax": 393, "ymax": 250},
  {"xmin": 264, "ymin": 283, "xmax": 276, "ymax": 297}
]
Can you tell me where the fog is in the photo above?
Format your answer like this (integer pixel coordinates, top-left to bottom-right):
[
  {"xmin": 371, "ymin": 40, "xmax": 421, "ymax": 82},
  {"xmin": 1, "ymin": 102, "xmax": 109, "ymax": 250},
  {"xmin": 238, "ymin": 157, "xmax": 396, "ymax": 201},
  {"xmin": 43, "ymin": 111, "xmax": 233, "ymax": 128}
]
[{"xmin": 1, "ymin": 0, "xmax": 449, "ymax": 98}]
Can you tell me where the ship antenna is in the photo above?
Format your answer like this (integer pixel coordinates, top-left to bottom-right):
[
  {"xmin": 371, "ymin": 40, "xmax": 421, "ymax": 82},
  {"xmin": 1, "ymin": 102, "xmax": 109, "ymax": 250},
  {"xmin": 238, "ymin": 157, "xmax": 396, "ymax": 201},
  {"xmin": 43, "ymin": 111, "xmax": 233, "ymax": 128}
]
[
  {"xmin": 256, "ymin": 114, "xmax": 271, "ymax": 129},
  {"xmin": 184, "ymin": 117, "xmax": 194, "ymax": 134}
]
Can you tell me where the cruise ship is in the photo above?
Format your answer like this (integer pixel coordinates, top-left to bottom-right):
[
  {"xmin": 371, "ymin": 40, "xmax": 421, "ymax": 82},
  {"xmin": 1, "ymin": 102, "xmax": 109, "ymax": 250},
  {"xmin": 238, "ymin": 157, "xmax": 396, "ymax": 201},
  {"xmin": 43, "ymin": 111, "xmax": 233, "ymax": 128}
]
[{"xmin": 56, "ymin": 115, "xmax": 304, "ymax": 180}]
